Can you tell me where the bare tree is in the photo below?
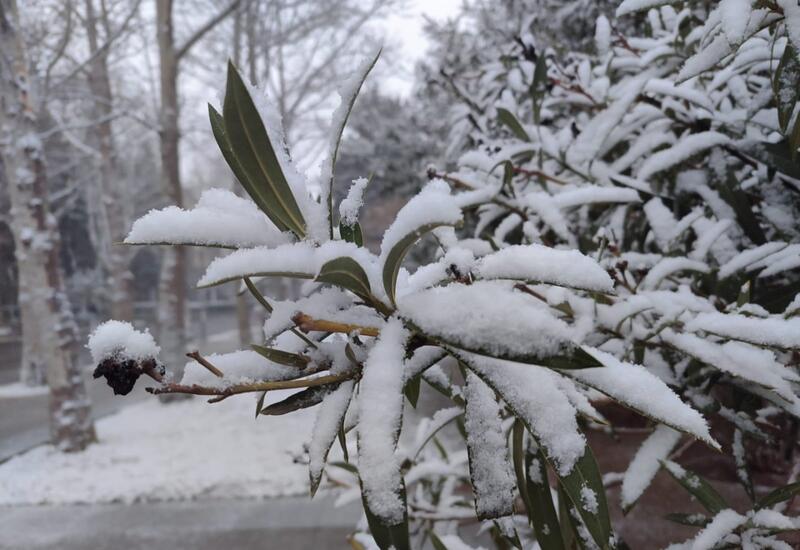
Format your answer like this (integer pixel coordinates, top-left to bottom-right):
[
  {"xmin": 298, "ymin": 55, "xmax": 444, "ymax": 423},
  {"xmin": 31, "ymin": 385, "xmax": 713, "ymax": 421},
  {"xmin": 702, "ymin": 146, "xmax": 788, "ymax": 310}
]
[
  {"xmin": 243, "ymin": 0, "xmax": 402, "ymax": 165},
  {"xmin": 154, "ymin": 0, "xmax": 241, "ymax": 367},
  {"xmin": 83, "ymin": 0, "xmax": 142, "ymax": 322},
  {"xmin": 0, "ymin": 0, "xmax": 95, "ymax": 451}
]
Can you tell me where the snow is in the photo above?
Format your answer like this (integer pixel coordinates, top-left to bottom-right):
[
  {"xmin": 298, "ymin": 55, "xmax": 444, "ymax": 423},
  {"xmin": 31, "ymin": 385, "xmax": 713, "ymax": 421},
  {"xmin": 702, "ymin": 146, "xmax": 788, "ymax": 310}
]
[
  {"xmin": 0, "ymin": 382, "xmax": 49, "ymax": 399},
  {"xmin": 720, "ymin": 0, "xmax": 751, "ymax": 45},
  {"xmin": 0, "ymin": 394, "xmax": 314, "ymax": 505},
  {"xmin": 87, "ymin": 320, "xmax": 160, "ymax": 363},
  {"xmin": 568, "ymin": 76, "xmax": 647, "ymax": 164},
  {"xmin": 638, "ymin": 132, "xmax": 731, "ymax": 181},
  {"xmin": 458, "ymin": 351, "xmax": 586, "ymax": 476},
  {"xmin": 463, "ymin": 371, "xmax": 515, "ymax": 518},
  {"xmin": 356, "ymin": 318, "xmax": 408, "ymax": 524},
  {"xmin": 621, "ymin": 425, "xmax": 681, "ymax": 509},
  {"xmin": 686, "ymin": 312, "xmax": 800, "ymax": 349},
  {"xmin": 580, "ymin": 485, "xmax": 599, "ymax": 514},
  {"xmin": 668, "ymin": 509, "xmax": 747, "ymax": 550},
  {"xmin": 399, "ymin": 280, "xmax": 577, "ymax": 362},
  {"xmin": 616, "ymin": 0, "xmax": 670, "ymax": 16},
  {"xmin": 552, "ymin": 186, "xmax": 641, "ymax": 209},
  {"xmin": 379, "ymin": 179, "xmax": 463, "ymax": 264},
  {"xmin": 180, "ymin": 350, "xmax": 303, "ymax": 388},
  {"xmin": 198, "ymin": 242, "xmax": 316, "ymax": 287},
  {"xmin": 474, "ymin": 244, "xmax": 614, "ymax": 291},
  {"xmin": 308, "ymin": 379, "xmax": 355, "ymax": 491},
  {"xmin": 125, "ymin": 188, "xmax": 291, "ymax": 249},
  {"xmin": 778, "ymin": 0, "xmax": 800, "ymax": 56},
  {"xmin": 338, "ymin": 177, "xmax": 368, "ymax": 226},
  {"xmin": 662, "ymin": 331, "xmax": 798, "ymax": 401},
  {"xmin": 718, "ymin": 243, "xmax": 787, "ymax": 279},
  {"xmin": 640, "ymin": 257, "xmax": 710, "ymax": 289},
  {"xmin": 569, "ymin": 348, "xmax": 717, "ymax": 448},
  {"xmin": 595, "ymin": 15, "xmax": 611, "ymax": 56},
  {"xmin": 319, "ymin": 50, "xmax": 380, "ymax": 228}
]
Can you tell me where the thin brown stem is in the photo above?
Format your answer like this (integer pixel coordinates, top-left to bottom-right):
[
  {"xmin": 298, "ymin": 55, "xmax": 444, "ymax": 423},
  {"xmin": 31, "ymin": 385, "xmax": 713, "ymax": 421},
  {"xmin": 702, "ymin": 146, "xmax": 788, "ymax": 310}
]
[
  {"xmin": 147, "ymin": 371, "xmax": 354, "ymax": 399},
  {"xmin": 292, "ymin": 312, "xmax": 380, "ymax": 337}
]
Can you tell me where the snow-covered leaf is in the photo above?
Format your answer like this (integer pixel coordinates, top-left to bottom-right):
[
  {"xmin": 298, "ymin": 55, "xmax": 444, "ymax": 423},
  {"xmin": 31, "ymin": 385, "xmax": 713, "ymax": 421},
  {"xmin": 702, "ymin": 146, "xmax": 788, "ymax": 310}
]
[
  {"xmin": 400, "ymin": 281, "xmax": 601, "ymax": 367},
  {"xmin": 322, "ymin": 49, "xmax": 381, "ymax": 236},
  {"xmin": 567, "ymin": 348, "xmax": 718, "ymax": 448},
  {"xmin": 357, "ymin": 319, "xmax": 409, "ymax": 525},
  {"xmin": 662, "ymin": 460, "xmax": 728, "ymax": 514},
  {"xmin": 621, "ymin": 425, "xmax": 682, "ymax": 511},
  {"xmin": 474, "ymin": 244, "xmax": 614, "ymax": 292},
  {"xmin": 309, "ymin": 380, "xmax": 355, "ymax": 496},
  {"xmin": 463, "ymin": 372, "xmax": 515, "ymax": 519},
  {"xmin": 380, "ymin": 181, "xmax": 463, "ymax": 305}
]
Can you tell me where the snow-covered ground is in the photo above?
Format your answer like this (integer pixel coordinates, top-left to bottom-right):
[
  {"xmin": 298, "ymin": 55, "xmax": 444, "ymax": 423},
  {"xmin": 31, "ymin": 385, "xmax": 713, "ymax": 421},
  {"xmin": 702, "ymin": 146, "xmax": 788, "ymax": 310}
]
[
  {"xmin": 0, "ymin": 382, "xmax": 49, "ymax": 399},
  {"xmin": 0, "ymin": 391, "xmax": 316, "ymax": 506}
]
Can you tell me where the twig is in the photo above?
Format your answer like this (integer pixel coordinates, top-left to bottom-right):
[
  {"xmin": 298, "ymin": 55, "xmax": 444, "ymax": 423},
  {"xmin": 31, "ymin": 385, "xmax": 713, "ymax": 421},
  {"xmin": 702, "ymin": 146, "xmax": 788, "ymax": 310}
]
[
  {"xmin": 147, "ymin": 371, "xmax": 354, "ymax": 399},
  {"xmin": 186, "ymin": 351, "xmax": 224, "ymax": 378}
]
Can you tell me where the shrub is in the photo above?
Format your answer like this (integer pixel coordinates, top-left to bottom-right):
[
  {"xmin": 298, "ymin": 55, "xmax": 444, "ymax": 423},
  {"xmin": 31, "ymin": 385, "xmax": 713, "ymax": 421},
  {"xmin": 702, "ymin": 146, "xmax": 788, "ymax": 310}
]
[{"xmin": 92, "ymin": 1, "xmax": 800, "ymax": 548}]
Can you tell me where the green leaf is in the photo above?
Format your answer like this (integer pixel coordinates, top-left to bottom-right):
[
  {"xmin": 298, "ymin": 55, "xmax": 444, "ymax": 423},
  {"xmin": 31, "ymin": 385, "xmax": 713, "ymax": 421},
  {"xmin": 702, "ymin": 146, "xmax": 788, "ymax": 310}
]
[
  {"xmin": 557, "ymin": 483, "xmax": 580, "ymax": 550},
  {"xmin": 316, "ymin": 256, "xmax": 374, "ymax": 303},
  {"xmin": 326, "ymin": 49, "xmax": 382, "ymax": 237},
  {"xmin": 254, "ymin": 390, "xmax": 267, "ymax": 419},
  {"xmin": 497, "ymin": 107, "xmax": 530, "ymax": 142},
  {"xmin": 260, "ymin": 384, "xmax": 333, "ymax": 416},
  {"xmin": 662, "ymin": 460, "xmax": 728, "ymax": 514},
  {"xmin": 756, "ymin": 481, "xmax": 800, "ymax": 510},
  {"xmin": 773, "ymin": 44, "xmax": 800, "ymax": 134},
  {"xmin": 209, "ymin": 104, "xmax": 291, "ymax": 233},
  {"xmin": 383, "ymin": 221, "xmax": 456, "ymax": 305},
  {"xmin": 559, "ymin": 446, "xmax": 614, "ymax": 550},
  {"xmin": 222, "ymin": 61, "xmax": 306, "ymax": 238},
  {"xmin": 530, "ymin": 54, "xmax": 548, "ymax": 126},
  {"xmin": 429, "ymin": 532, "xmax": 450, "ymax": 550},
  {"xmin": 251, "ymin": 345, "xmax": 310, "ymax": 368},
  {"xmin": 361, "ymin": 480, "xmax": 411, "ymax": 550},
  {"xmin": 739, "ymin": 139, "xmax": 800, "ymax": 181},
  {"xmin": 715, "ymin": 171, "xmax": 766, "ymax": 246},
  {"xmin": 665, "ymin": 513, "xmax": 710, "ymax": 527},
  {"xmin": 526, "ymin": 447, "xmax": 566, "ymax": 550},
  {"xmin": 404, "ymin": 375, "xmax": 421, "ymax": 408},
  {"xmin": 340, "ymin": 221, "xmax": 364, "ymax": 246},
  {"xmin": 513, "ymin": 419, "xmax": 533, "ymax": 521}
]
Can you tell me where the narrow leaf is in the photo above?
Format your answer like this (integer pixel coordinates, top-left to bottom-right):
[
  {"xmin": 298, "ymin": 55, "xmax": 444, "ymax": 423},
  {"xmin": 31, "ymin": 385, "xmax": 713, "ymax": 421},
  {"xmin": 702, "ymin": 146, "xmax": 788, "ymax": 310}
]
[
  {"xmin": 223, "ymin": 61, "xmax": 306, "ymax": 237},
  {"xmin": 662, "ymin": 460, "xmax": 728, "ymax": 514},
  {"xmin": 251, "ymin": 344, "xmax": 310, "ymax": 368}
]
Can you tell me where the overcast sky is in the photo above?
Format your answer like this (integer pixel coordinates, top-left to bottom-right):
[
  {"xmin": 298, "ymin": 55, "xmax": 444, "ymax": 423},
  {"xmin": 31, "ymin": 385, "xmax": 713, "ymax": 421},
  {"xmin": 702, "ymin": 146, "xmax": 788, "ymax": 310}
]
[{"xmin": 381, "ymin": 0, "xmax": 463, "ymax": 96}]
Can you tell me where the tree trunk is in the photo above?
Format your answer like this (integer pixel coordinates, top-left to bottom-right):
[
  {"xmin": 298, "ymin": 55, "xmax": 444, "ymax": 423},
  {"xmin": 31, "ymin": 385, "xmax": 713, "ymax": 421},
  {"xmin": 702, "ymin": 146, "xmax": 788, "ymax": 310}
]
[
  {"xmin": 233, "ymin": 4, "xmax": 252, "ymax": 347},
  {"xmin": 0, "ymin": 0, "xmax": 95, "ymax": 451},
  {"xmin": 85, "ymin": 0, "xmax": 134, "ymax": 322},
  {"xmin": 155, "ymin": 0, "xmax": 187, "ymax": 368}
]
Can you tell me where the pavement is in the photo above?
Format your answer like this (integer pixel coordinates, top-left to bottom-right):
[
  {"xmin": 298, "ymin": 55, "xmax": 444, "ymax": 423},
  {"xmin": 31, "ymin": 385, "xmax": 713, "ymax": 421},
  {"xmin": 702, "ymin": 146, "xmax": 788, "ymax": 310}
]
[{"xmin": 0, "ymin": 496, "xmax": 361, "ymax": 550}]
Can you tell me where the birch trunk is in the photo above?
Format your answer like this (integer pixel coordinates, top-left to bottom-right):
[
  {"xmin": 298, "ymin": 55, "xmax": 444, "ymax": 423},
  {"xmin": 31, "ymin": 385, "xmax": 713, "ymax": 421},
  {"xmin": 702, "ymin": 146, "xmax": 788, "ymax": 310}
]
[
  {"xmin": 0, "ymin": 0, "xmax": 95, "ymax": 451},
  {"xmin": 155, "ymin": 0, "xmax": 187, "ymax": 368}
]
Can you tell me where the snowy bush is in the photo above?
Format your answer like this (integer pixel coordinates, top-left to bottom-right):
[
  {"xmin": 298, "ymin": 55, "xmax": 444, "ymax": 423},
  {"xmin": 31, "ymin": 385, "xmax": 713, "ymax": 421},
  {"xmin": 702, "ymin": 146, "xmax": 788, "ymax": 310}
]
[
  {"xmin": 416, "ymin": 0, "xmax": 800, "ymax": 546},
  {"xmin": 91, "ymin": 1, "xmax": 800, "ymax": 548}
]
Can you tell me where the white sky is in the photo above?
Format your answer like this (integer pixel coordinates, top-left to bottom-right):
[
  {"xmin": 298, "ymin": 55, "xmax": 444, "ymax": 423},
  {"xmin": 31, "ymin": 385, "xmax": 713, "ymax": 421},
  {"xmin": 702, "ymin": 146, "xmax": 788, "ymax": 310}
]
[{"xmin": 381, "ymin": 0, "xmax": 463, "ymax": 96}]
